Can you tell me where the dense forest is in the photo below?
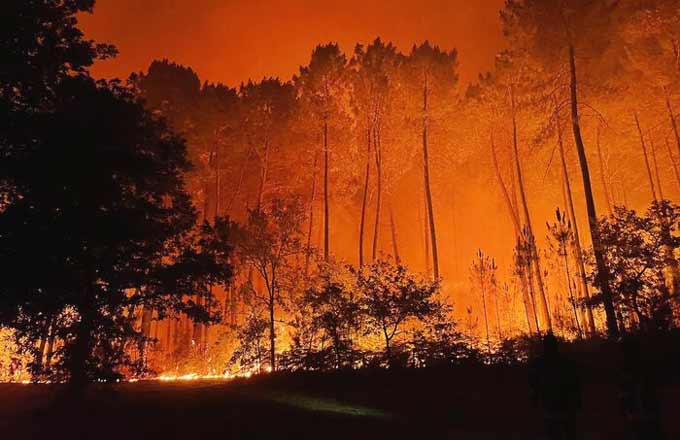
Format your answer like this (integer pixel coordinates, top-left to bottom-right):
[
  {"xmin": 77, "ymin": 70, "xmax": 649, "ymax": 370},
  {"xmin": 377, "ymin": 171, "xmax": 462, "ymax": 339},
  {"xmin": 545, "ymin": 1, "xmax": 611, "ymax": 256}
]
[{"xmin": 2, "ymin": 0, "xmax": 680, "ymax": 383}]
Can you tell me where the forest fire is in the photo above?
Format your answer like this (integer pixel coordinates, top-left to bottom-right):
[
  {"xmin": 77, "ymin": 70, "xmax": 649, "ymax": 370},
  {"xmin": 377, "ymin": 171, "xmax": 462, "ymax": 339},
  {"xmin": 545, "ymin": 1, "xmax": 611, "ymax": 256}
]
[{"xmin": 3, "ymin": 1, "xmax": 680, "ymax": 439}]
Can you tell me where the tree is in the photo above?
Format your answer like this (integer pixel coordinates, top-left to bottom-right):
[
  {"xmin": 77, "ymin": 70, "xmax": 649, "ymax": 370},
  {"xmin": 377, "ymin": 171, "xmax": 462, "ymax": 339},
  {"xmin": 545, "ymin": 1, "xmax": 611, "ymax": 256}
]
[
  {"xmin": 502, "ymin": 0, "xmax": 623, "ymax": 337},
  {"xmin": 229, "ymin": 309, "xmax": 268, "ymax": 374},
  {"xmin": 547, "ymin": 209, "xmax": 584, "ymax": 339},
  {"xmin": 404, "ymin": 42, "xmax": 458, "ymax": 281},
  {"xmin": 354, "ymin": 258, "xmax": 442, "ymax": 364},
  {"xmin": 301, "ymin": 263, "xmax": 361, "ymax": 369},
  {"xmin": 234, "ymin": 198, "xmax": 306, "ymax": 371},
  {"xmin": 240, "ymin": 78, "xmax": 297, "ymax": 210},
  {"xmin": 0, "ymin": 0, "xmax": 116, "ymax": 110},
  {"xmin": 470, "ymin": 250, "xmax": 497, "ymax": 351},
  {"xmin": 0, "ymin": 77, "xmax": 233, "ymax": 383},
  {"xmin": 349, "ymin": 38, "xmax": 404, "ymax": 265},
  {"xmin": 295, "ymin": 44, "xmax": 348, "ymax": 261},
  {"xmin": 593, "ymin": 202, "xmax": 679, "ymax": 333}
]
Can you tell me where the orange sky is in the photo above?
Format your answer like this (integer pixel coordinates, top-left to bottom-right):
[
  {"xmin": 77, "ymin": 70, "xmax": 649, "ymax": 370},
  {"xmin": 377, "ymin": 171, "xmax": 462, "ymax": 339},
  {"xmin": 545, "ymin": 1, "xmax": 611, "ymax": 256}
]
[{"xmin": 80, "ymin": 0, "xmax": 506, "ymax": 87}]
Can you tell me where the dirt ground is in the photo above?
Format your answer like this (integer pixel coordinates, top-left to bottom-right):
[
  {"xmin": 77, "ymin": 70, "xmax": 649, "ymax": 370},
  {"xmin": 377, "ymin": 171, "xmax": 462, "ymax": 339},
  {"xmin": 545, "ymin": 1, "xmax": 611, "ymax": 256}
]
[{"xmin": 1, "ymin": 367, "xmax": 678, "ymax": 439}]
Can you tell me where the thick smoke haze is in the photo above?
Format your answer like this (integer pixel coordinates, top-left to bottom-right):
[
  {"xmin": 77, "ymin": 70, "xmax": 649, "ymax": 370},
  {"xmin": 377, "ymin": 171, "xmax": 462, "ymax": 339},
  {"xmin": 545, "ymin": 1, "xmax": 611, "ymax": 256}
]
[{"xmin": 80, "ymin": 0, "xmax": 505, "ymax": 85}]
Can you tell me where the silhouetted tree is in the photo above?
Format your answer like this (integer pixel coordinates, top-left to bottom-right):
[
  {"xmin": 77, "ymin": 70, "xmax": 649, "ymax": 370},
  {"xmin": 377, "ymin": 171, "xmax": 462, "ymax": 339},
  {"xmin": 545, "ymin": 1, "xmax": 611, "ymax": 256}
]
[
  {"xmin": 0, "ymin": 77, "xmax": 233, "ymax": 383},
  {"xmin": 354, "ymin": 258, "xmax": 442, "ymax": 365},
  {"xmin": 234, "ymin": 198, "xmax": 306, "ymax": 371}
]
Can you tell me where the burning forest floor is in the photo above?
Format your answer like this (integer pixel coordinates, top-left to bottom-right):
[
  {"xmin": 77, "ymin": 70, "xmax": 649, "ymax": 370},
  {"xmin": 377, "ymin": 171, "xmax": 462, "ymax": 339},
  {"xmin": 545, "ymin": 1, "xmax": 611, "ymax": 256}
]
[{"xmin": 2, "ymin": 366, "xmax": 680, "ymax": 440}]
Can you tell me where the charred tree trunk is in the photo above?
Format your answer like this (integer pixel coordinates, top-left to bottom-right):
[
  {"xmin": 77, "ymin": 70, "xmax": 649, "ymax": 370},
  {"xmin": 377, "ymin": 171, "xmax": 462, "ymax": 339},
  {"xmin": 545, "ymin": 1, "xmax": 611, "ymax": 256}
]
[
  {"xmin": 595, "ymin": 125, "xmax": 613, "ymax": 215},
  {"xmin": 323, "ymin": 116, "xmax": 330, "ymax": 261},
  {"xmin": 71, "ymin": 266, "xmax": 95, "ymax": 385},
  {"xmin": 555, "ymin": 104, "xmax": 595, "ymax": 335},
  {"xmin": 664, "ymin": 137, "xmax": 680, "ymax": 192},
  {"xmin": 491, "ymin": 134, "xmax": 534, "ymax": 334},
  {"xmin": 510, "ymin": 85, "xmax": 551, "ymax": 332},
  {"xmin": 634, "ymin": 111, "xmax": 658, "ymax": 202},
  {"xmin": 359, "ymin": 128, "xmax": 371, "ymax": 267},
  {"xmin": 650, "ymin": 137, "xmax": 664, "ymax": 200},
  {"xmin": 422, "ymin": 77, "xmax": 439, "ymax": 280},
  {"xmin": 665, "ymin": 87, "xmax": 680, "ymax": 160},
  {"xmin": 305, "ymin": 152, "xmax": 319, "ymax": 275},
  {"xmin": 372, "ymin": 124, "xmax": 382, "ymax": 261},
  {"xmin": 569, "ymin": 45, "xmax": 618, "ymax": 338}
]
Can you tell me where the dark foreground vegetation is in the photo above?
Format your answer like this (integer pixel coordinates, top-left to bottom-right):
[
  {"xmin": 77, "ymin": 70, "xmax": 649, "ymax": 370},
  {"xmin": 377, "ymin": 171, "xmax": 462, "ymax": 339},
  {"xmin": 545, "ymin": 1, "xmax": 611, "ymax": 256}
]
[{"xmin": 2, "ymin": 334, "xmax": 680, "ymax": 440}]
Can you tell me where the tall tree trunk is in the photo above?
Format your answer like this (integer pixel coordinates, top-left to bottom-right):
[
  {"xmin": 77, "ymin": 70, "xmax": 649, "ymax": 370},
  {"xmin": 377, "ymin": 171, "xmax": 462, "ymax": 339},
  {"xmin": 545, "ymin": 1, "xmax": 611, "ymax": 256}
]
[
  {"xmin": 372, "ymin": 125, "xmax": 382, "ymax": 261},
  {"xmin": 650, "ymin": 137, "xmax": 664, "ymax": 200},
  {"xmin": 422, "ymin": 77, "xmax": 440, "ymax": 280},
  {"xmin": 493, "ymin": 282, "xmax": 502, "ymax": 340},
  {"xmin": 269, "ymin": 298, "xmax": 276, "ymax": 372},
  {"xmin": 45, "ymin": 320, "xmax": 55, "ymax": 369},
  {"xmin": 562, "ymin": 251, "xmax": 583, "ymax": 339},
  {"xmin": 305, "ymin": 152, "xmax": 319, "ymax": 275},
  {"xmin": 477, "ymin": 254, "xmax": 491, "ymax": 353},
  {"xmin": 491, "ymin": 134, "xmax": 534, "ymax": 334},
  {"xmin": 568, "ymin": 45, "xmax": 618, "ymax": 338},
  {"xmin": 388, "ymin": 200, "xmax": 400, "ymax": 263},
  {"xmin": 323, "ymin": 117, "xmax": 330, "ymax": 261},
  {"xmin": 595, "ymin": 125, "xmax": 613, "ymax": 215},
  {"xmin": 214, "ymin": 143, "xmax": 220, "ymax": 218},
  {"xmin": 359, "ymin": 128, "xmax": 371, "ymax": 267},
  {"xmin": 664, "ymin": 137, "xmax": 680, "ymax": 192},
  {"xmin": 634, "ymin": 111, "xmax": 658, "ymax": 201},
  {"xmin": 71, "ymin": 268, "xmax": 95, "ymax": 385},
  {"xmin": 491, "ymin": 135, "xmax": 521, "ymax": 233},
  {"xmin": 665, "ymin": 87, "xmax": 680, "ymax": 160},
  {"xmin": 510, "ymin": 85, "xmax": 551, "ymax": 332},
  {"xmin": 257, "ymin": 140, "xmax": 270, "ymax": 210},
  {"xmin": 519, "ymin": 270, "xmax": 536, "ymax": 335},
  {"xmin": 423, "ymin": 190, "xmax": 432, "ymax": 276},
  {"xmin": 555, "ymin": 104, "xmax": 595, "ymax": 334},
  {"xmin": 35, "ymin": 322, "xmax": 48, "ymax": 371}
]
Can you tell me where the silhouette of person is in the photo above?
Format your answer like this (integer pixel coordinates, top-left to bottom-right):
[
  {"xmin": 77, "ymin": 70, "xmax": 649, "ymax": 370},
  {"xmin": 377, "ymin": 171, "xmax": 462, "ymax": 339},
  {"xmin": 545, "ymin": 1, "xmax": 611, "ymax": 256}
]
[
  {"xmin": 619, "ymin": 336, "xmax": 664, "ymax": 440},
  {"xmin": 529, "ymin": 333, "xmax": 581, "ymax": 440}
]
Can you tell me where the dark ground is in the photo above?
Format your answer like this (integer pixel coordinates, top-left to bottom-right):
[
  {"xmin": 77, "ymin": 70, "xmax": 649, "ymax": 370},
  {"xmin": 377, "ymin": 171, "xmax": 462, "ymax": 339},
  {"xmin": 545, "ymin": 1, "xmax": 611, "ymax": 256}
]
[{"xmin": 1, "ymin": 366, "xmax": 679, "ymax": 440}]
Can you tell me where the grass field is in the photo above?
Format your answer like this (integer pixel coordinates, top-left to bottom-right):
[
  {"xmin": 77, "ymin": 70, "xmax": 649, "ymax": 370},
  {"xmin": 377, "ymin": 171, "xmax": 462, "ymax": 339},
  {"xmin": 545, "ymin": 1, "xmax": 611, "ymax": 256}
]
[{"xmin": 1, "ymin": 367, "xmax": 679, "ymax": 439}]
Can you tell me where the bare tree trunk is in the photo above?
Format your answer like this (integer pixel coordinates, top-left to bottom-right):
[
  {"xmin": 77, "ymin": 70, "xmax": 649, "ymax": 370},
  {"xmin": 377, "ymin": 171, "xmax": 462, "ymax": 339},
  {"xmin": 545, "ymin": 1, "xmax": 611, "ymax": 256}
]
[
  {"xmin": 422, "ymin": 77, "xmax": 439, "ymax": 280},
  {"xmin": 477, "ymin": 254, "xmax": 491, "ymax": 353},
  {"xmin": 269, "ymin": 298, "xmax": 276, "ymax": 372},
  {"xmin": 323, "ymin": 117, "xmax": 330, "ymax": 261},
  {"xmin": 388, "ymin": 200, "xmax": 401, "ymax": 263},
  {"xmin": 595, "ymin": 124, "xmax": 613, "ymax": 215},
  {"xmin": 634, "ymin": 111, "xmax": 658, "ymax": 201},
  {"xmin": 563, "ymin": 252, "xmax": 583, "ymax": 339},
  {"xmin": 492, "ymin": 281, "xmax": 502, "ymax": 340},
  {"xmin": 665, "ymin": 87, "xmax": 680, "ymax": 160},
  {"xmin": 372, "ymin": 125, "xmax": 382, "ymax": 261},
  {"xmin": 491, "ymin": 134, "xmax": 534, "ymax": 334},
  {"xmin": 491, "ymin": 135, "xmax": 521, "ymax": 233},
  {"xmin": 664, "ymin": 137, "xmax": 680, "ymax": 192},
  {"xmin": 305, "ymin": 152, "xmax": 319, "ymax": 275},
  {"xmin": 359, "ymin": 128, "xmax": 371, "ymax": 267},
  {"xmin": 569, "ymin": 45, "xmax": 618, "ymax": 338},
  {"xmin": 519, "ymin": 271, "xmax": 535, "ymax": 335},
  {"xmin": 35, "ymin": 322, "xmax": 48, "ymax": 371},
  {"xmin": 257, "ymin": 140, "xmax": 270, "ymax": 210},
  {"xmin": 555, "ymin": 104, "xmax": 595, "ymax": 335},
  {"xmin": 510, "ymin": 85, "xmax": 551, "ymax": 332},
  {"xmin": 423, "ymin": 190, "xmax": 432, "ymax": 277},
  {"xmin": 650, "ymin": 137, "xmax": 665, "ymax": 200},
  {"xmin": 45, "ymin": 320, "xmax": 55, "ymax": 369}
]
